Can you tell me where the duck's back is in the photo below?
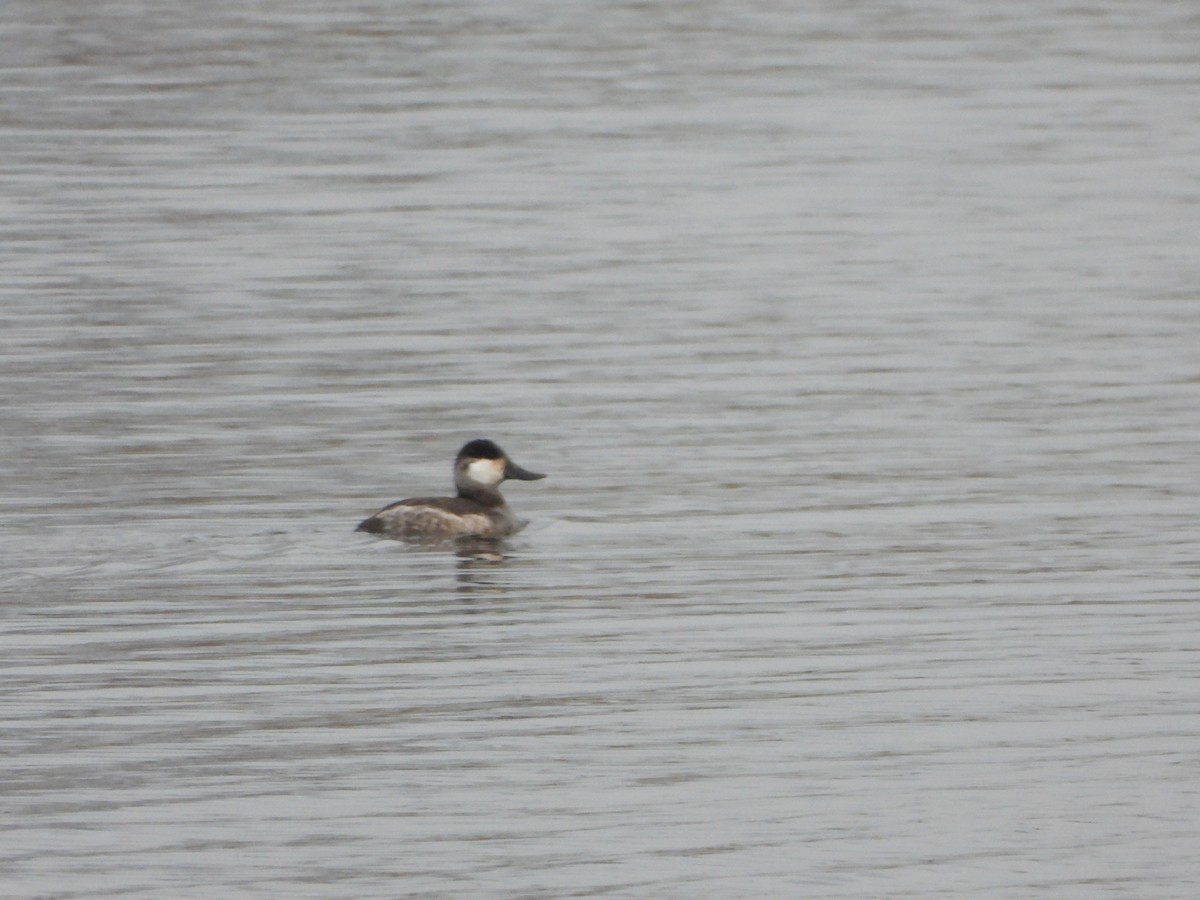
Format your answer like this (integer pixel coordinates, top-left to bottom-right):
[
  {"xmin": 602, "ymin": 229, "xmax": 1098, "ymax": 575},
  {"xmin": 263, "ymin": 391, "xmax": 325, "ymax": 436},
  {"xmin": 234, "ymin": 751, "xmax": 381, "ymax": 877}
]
[{"xmin": 356, "ymin": 496, "xmax": 515, "ymax": 539}]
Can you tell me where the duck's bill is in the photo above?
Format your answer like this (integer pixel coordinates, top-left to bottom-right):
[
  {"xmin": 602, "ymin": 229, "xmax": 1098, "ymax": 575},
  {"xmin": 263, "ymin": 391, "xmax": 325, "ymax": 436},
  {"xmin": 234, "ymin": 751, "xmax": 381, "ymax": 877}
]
[{"xmin": 505, "ymin": 461, "xmax": 546, "ymax": 481}]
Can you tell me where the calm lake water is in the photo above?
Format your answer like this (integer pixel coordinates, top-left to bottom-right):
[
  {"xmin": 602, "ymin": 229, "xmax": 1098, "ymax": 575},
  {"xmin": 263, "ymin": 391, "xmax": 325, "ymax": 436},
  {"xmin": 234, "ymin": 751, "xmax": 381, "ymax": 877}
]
[{"xmin": 3, "ymin": 1, "xmax": 1199, "ymax": 897}]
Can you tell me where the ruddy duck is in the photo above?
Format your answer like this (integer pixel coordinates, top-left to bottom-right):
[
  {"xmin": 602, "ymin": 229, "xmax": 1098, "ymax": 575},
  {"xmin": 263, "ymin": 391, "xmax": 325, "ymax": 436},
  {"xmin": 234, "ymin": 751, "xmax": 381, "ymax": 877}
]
[{"xmin": 356, "ymin": 439, "xmax": 545, "ymax": 540}]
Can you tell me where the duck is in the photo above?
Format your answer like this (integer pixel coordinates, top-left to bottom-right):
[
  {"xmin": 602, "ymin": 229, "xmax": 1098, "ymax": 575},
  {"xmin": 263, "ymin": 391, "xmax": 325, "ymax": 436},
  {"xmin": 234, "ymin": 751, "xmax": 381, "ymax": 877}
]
[{"xmin": 356, "ymin": 439, "xmax": 545, "ymax": 540}]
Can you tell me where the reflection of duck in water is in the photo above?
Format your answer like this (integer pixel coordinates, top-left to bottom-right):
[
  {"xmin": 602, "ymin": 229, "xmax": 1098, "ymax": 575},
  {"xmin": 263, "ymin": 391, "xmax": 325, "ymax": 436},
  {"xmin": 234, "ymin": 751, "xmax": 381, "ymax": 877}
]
[{"xmin": 356, "ymin": 439, "xmax": 545, "ymax": 541}]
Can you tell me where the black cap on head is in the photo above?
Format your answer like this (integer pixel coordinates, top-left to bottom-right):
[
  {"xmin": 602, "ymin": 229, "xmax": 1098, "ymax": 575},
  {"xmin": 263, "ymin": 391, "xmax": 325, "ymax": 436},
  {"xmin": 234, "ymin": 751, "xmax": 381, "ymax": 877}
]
[{"xmin": 459, "ymin": 439, "xmax": 504, "ymax": 460}]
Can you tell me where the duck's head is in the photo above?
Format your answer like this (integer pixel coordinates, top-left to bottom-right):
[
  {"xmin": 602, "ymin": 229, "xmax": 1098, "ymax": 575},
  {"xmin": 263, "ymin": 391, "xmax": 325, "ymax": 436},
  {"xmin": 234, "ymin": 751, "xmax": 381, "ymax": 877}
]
[{"xmin": 454, "ymin": 439, "xmax": 545, "ymax": 493}]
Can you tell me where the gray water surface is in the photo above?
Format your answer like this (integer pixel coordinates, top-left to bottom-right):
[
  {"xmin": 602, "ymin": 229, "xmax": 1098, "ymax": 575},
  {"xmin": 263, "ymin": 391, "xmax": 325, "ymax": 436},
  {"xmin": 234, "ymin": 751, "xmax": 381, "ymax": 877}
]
[{"xmin": 3, "ymin": 1, "xmax": 1199, "ymax": 897}]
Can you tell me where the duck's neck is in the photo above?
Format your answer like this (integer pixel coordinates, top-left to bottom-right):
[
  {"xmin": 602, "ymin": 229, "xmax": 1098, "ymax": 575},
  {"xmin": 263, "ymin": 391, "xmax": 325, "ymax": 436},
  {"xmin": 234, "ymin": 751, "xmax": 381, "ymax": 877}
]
[{"xmin": 456, "ymin": 482, "xmax": 506, "ymax": 507}]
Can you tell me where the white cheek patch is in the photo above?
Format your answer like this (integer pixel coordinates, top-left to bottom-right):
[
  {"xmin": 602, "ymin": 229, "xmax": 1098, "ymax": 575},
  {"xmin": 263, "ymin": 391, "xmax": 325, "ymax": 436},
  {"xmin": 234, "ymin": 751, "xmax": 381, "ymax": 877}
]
[{"xmin": 465, "ymin": 457, "xmax": 505, "ymax": 486}]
